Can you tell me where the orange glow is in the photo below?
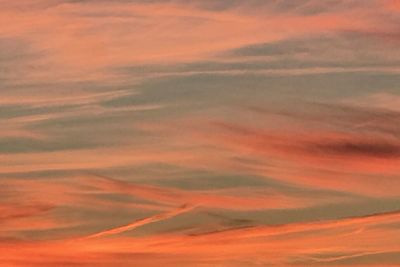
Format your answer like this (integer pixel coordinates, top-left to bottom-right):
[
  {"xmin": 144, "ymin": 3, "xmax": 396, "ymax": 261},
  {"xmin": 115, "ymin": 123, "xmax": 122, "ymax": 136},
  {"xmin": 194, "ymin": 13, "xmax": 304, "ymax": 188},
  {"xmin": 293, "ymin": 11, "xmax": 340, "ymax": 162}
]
[{"xmin": 1, "ymin": 0, "xmax": 399, "ymax": 266}]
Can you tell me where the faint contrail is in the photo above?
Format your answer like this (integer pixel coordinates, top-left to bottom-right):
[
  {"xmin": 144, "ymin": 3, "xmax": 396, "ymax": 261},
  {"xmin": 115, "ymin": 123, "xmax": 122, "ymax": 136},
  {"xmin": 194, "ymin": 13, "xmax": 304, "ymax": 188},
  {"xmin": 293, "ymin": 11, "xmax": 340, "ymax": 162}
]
[{"xmin": 83, "ymin": 203, "xmax": 196, "ymax": 239}]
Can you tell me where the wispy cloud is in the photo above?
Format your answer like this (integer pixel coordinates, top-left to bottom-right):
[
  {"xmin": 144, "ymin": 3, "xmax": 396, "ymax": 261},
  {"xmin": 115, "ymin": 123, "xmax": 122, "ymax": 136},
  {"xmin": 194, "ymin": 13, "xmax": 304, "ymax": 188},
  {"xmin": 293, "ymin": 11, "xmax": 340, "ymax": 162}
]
[{"xmin": 1, "ymin": 0, "xmax": 400, "ymax": 266}]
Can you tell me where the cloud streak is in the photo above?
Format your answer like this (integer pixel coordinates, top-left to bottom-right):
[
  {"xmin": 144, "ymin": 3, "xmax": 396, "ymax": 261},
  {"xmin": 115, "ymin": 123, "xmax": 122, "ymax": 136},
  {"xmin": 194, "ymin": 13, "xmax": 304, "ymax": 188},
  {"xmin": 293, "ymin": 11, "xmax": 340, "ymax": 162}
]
[{"xmin": 84, "ymin": 203, "xmax": 196, "ymax": 239}]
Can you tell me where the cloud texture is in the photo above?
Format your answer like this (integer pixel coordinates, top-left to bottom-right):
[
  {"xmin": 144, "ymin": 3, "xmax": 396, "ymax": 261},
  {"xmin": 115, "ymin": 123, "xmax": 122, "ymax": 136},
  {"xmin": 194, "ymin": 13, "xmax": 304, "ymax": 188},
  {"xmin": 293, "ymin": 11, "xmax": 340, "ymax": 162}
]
[{"xmin": 1, "ymin": 0, "xmax": 400, "ymax": 266}]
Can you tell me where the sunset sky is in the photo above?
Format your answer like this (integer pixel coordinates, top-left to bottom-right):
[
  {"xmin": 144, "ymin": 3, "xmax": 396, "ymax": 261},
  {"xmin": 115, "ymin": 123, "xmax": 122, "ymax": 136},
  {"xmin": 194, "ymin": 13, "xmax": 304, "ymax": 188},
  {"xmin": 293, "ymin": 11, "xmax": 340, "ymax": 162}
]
[{"xmin": 1, "ymin": 0, "xmax": 400, "ymax": 266}]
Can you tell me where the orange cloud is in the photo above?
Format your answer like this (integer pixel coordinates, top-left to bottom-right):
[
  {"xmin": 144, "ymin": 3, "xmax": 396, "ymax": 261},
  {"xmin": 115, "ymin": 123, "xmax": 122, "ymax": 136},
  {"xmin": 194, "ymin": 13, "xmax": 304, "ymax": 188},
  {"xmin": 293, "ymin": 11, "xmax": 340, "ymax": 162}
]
[
  {"xmin": 0, "ymin": 0, "xmax": 383, "ymax": 86},
  {"xmin": 1, "ymin": 1, "xmax": 400, "ymax": 266},
  {"xmin": 0, "ymin": 209, "xmax": 398, "ymax": 267}
]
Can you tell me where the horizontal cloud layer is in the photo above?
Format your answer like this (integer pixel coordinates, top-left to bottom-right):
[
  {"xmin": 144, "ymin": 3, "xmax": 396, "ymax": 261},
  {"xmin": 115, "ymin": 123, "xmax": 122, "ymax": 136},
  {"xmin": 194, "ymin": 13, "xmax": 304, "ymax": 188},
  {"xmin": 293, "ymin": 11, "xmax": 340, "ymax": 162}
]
[{"xmin": 1, "ymin": 0, "xmax": 400, "ymax": 266}]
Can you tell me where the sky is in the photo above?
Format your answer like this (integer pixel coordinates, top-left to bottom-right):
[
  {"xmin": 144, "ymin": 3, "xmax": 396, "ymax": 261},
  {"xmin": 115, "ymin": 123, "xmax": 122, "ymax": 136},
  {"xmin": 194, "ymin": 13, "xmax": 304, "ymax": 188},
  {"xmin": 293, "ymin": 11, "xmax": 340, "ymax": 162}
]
[{"xmin": 1, "ymin": 0, "xmax": 400, "ymax": 266}]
